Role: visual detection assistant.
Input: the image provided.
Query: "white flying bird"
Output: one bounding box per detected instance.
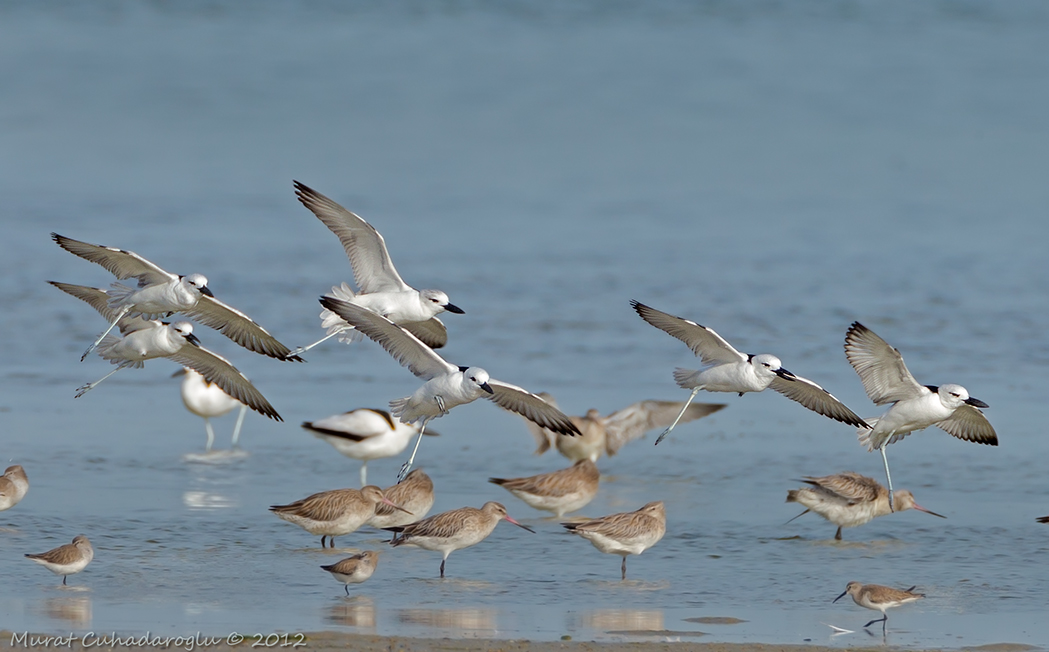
[319,296,580,480]
[50,282,281,421]
[175,367,249,452]
[292,181,464,355]
[631,300,867,443]
[844,321,996,507]
[52,233,301,363]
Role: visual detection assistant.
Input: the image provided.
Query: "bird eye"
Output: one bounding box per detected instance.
[950,392,959,397]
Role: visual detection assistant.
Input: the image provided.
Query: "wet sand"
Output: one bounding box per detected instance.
[9,630,1033,652]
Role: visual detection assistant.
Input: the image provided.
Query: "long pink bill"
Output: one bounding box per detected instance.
[381,497,413,515]
[503,514,536,533]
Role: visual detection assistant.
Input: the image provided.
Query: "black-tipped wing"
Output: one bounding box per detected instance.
[936,405,998,445]
[320,296,454,380]
[631,300,745,366]
[844,322,924,405]
[769,374,869,428]
[169,345,281,421]
[294,181,410,294]
[486,380,581,437]
[49,281,155,334]
[52,233,175,287]
[183,295,301,361]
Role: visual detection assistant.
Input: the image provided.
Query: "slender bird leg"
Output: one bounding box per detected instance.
[62,576,67,586]
[344,585,349,596]
[329,537,336,549]
[654,387,701,445]
[439,558,446,579]
[398,420,430,482]
[863,615,888,632]
[360,462,368,488]
[81,306,132,361]
[321,536,327,548]
[289,326,352,356]
[75,367,124,398]
[204,418,216,453]
[230,405,247,448]
[621,557,627,581]
[835,527,843,541]
[880,446,895,512]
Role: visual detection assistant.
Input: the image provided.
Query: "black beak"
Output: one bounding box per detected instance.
[965,396,989,408]
[199,285,215,298]
[774,367,797,381]
[185,333,202,347]
[832,590,847,603]
[480,382,494,394]
[444,303,465,314]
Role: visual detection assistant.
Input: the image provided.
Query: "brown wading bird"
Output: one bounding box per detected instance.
[833,581,925,634]
[25,535,94,586]
[490,459,600,518]
[386,502,535,578]
[0,465,29,512]
[366,469,436,531]
[563,501,666,581]
[522,393,726,462]
[321,551,380,595]
[270,485,410,548]
[786,472,945,540]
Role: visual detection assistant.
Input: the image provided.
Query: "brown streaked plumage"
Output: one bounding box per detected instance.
[25,535,94,586]
[270,485,409,548]
[0,464,29,511]
[563,501,666,580]
[388,501,534,578]
[786,471,945,540]
[833,581,925,633]
[489,459,599,517]
[367,469,435,530]
[320,550,380,594]
[524,394,727,462]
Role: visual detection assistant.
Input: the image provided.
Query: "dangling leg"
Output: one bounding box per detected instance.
[621,556,627,581]
[879,446,895,511]
[62,576,68,586]
[75,366,124,398]
[360,462,368,488]
[203,418,216,453]
[398,420,430,482]
[230,405,247,449]
[81,306,132,361]
[290,327,352,356]
[655,388,701,445]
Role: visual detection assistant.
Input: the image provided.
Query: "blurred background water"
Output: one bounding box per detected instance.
[2,1,1049,647]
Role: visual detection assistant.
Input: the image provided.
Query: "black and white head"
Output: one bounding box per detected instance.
[461,366,493,394]
[182,273,214,297]
[171,321,201,346]
[420,289,464,315]
[937,383,988,409]
[751,353,795,381]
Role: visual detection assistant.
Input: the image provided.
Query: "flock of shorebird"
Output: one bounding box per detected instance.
[6,180,1026,635]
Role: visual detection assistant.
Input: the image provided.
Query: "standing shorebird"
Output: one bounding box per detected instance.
[176,367,248,452]
[319,297,580,480]
[291,181,464,355]
[833,581,924,634]
[50,282,281,421]
[631,301,867,443]
[562,501,666,580]
[51,233,301,362]
[523,393,727,462]
[0,465,29,512]
[845,322,997,508]
[270,485,410,548]
[387,502,535,578]
[489,459,600,518]
[25,535,94,586]
[786,472,944,540]
[302,408,436,486]
[366,469,435,531]
[320,551,380,595]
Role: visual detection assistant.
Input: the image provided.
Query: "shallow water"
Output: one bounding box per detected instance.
[2,1,1049,648]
